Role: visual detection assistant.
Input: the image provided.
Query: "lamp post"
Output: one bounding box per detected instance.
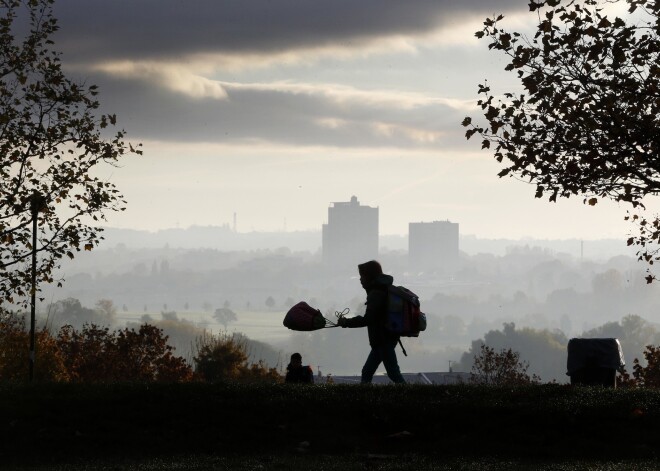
[28,192,44,382]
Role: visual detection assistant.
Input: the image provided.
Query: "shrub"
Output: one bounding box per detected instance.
[193,332,281,383]
[57,323,193,382]
[0,311,68,382]
[470,344,540,386]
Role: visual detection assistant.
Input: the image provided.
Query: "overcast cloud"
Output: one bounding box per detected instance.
[19,0,633,239]
[44,1,528,149]
[54,1,526,63]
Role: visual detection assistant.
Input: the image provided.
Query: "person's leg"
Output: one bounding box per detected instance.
[361,348,382,383]
[382,342,405,384]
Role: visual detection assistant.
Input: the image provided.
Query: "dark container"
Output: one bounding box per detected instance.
[566,338,625,387]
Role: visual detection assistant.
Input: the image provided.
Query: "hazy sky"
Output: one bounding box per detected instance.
[49,1,651,239]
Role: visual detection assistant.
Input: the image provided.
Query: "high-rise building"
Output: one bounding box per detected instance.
[408,220,459,273]
[322,196,378,267]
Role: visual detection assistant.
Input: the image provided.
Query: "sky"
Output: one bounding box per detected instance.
[45,0,653,240]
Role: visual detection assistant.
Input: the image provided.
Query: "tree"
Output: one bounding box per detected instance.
[213,307,237,329]
[458,322,567,382]
[113,324,192,382]
[463,0,660,280]
[284,297,295,309]
[48,297,112,329]
[470,344,540,386]
[0,0,141,305]
[582,314,660,371]
[619,344,660,388]
[95,299,117,325]
[265,296,275,309]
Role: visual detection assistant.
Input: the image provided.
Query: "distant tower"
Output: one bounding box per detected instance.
[408,220,459,273]
[233,212,237,233]
[581,240,584,261]
[322,196,378,267]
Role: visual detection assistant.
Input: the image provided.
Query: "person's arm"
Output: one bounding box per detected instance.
[340,290,387,328]
[341,313,367,328]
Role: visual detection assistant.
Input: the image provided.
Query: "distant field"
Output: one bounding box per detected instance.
[115,309,291,343]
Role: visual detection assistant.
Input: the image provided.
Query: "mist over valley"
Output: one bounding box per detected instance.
[35,225,658,382]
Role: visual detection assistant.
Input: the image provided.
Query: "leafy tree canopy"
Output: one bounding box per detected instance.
[0,0,140,305]
[213,307,237,329]
[470,344,540,386]
[464,0,660,280]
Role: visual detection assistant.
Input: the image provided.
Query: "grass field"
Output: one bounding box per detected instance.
[3,383,660,469]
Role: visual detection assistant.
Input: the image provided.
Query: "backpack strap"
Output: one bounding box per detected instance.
[398,338,407,357]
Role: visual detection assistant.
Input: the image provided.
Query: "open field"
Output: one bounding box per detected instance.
[115,310,292,344]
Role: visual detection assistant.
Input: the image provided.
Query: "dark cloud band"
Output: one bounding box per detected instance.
[53,0,525,62]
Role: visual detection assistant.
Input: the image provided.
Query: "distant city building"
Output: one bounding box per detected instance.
[322,196,378,267]
[408,220,459,273]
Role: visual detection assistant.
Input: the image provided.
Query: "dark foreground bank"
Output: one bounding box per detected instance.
[2,383,660,465]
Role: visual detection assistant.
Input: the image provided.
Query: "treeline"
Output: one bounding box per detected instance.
[0,311,281,383]
[456,315,660,382]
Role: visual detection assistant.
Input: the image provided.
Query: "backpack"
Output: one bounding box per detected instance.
[384,285,427,337]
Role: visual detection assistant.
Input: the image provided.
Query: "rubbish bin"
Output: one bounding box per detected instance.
[566,338,625,387]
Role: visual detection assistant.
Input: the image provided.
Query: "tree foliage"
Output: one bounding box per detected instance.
[47,297,115,330]
[0,0,141,305]
[458,322,567,381]
[213,307,237,329]
[631,345,660,387]
[193,332,281,383]
[0,310,67,381]
[470,344,540,386]
[57,323,193,382]
[464,0,660,279]
[0,310,197,383]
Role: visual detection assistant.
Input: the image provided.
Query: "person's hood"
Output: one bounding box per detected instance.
[366,273,393,290]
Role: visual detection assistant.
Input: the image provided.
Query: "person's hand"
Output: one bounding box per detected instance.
[338,317,348,327]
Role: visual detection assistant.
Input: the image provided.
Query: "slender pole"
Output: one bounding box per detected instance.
[29,193,42,382]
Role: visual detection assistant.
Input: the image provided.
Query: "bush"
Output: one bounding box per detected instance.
[57,323,193,382]
[470,344,540,386]
[0,311,68,382]
[193,332,281,383]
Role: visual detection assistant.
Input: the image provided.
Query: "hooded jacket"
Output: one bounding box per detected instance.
[343,273,399,347]
[285,364,314,383]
